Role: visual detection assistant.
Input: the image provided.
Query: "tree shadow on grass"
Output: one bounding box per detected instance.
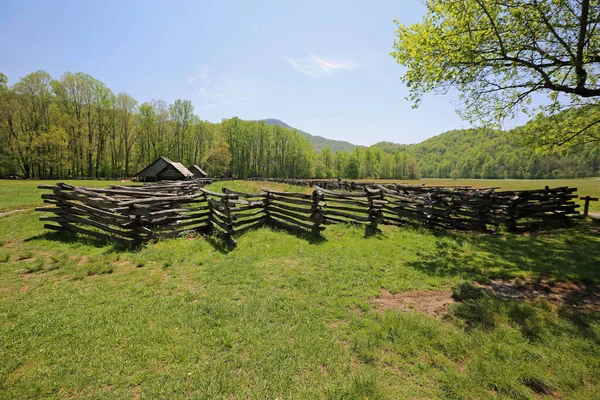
[25,231,142,253]
[452,282,600,346]
[203,234,235,255]
[266,225,327,245]
[406,223,600,283]
[202,223,328,254]
[364,225,387,239]
[557,306,600,345]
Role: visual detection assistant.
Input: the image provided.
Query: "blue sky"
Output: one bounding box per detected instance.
[1,0,473,145]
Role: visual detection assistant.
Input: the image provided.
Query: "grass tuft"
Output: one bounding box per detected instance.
[519,375,557,396]
[85,262,114,277]
[24,258,45,274]
[452,281,486,301]
[17,251,33,260]
[329,369,386,400]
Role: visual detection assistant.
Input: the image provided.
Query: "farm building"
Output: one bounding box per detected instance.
[189,165,208,178]
[135,157,195,182]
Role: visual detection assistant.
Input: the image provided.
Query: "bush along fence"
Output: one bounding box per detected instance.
[36,181,581,247]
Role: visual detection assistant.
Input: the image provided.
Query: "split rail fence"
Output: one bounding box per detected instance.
[37,181,581,247]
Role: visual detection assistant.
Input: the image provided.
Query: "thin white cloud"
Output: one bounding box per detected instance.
[187,65,211,83]
[284,55,357,78]
[187,65,257,107]
[283,57,322,78]
[312,56,355,73]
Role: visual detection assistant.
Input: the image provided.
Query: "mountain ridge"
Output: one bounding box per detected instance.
[259,118,599,179]
[261,118,360,152]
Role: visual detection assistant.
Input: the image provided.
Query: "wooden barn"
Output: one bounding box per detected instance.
[135,157,194,182]
[189,165,208,178]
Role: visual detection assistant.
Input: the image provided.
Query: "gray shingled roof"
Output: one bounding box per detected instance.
[134,157,194,179]
[168,162,194,178]
[189,164,208,177]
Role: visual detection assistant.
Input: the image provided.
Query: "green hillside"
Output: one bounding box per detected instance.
[262,119,359,152]
[407,129,600,179]
[262,118,599,180]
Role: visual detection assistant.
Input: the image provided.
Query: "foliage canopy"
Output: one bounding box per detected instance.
[392,0,600,149]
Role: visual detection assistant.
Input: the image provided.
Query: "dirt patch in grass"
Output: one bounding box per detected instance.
[113,260,133,268]
[6,359,39,385]
[77,256,90,266]
[0,209,29,218]
[374,280,600,317]
[475,279,600,312]
[372,289,456,317]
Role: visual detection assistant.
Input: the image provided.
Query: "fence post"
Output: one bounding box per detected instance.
[221,196,237,247]
[477,191,491,232]
[583,195,599,217]
[366,188,384,235]
[310,189,325,235]
[264,191,272,227]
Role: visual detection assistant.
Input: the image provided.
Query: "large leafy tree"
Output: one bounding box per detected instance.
[391,0,600,149]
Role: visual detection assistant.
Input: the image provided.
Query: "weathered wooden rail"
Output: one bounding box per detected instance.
[36,181,581,247]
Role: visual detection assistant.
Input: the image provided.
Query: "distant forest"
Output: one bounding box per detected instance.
[391,129,600,180]
[0,70,598,180]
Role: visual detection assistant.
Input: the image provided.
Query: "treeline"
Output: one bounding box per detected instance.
[0,70,419,180]
[405,129,600,179]
[2,70,597,181]
[313,146,420,180]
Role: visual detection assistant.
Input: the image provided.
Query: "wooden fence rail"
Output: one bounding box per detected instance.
[36,181,581,247]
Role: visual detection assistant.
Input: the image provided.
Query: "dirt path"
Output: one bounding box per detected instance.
[0,209,29,218]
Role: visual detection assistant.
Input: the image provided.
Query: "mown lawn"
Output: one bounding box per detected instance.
[0,180,599,399]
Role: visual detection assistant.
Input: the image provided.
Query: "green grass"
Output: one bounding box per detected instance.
[0,180,599,398]
[0,180,124,212]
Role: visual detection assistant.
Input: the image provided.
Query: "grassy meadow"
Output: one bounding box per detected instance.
[0,179,599,399]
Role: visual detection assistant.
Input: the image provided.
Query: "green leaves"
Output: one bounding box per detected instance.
[391,0,600,148]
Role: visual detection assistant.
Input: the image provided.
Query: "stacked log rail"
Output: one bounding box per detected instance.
[199,188,268,246]
[36,183,210,245]
[495,186,580,231]
[262,188,326,235]
[248,178,483,192]
[36,183,157,244]
[248,178,377,191]
[37,182,581,246]
[222,188,269,236]
[376,185,498,231]
[312,185,580,232]
[311,186,384,231]
[110,181,204,196]
[130,193,211,239]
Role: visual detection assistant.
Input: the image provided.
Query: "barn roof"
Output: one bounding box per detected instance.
[135,157,194,180]
[134,156,174,178]
[189,164,208,177]
[169,162,194,178]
